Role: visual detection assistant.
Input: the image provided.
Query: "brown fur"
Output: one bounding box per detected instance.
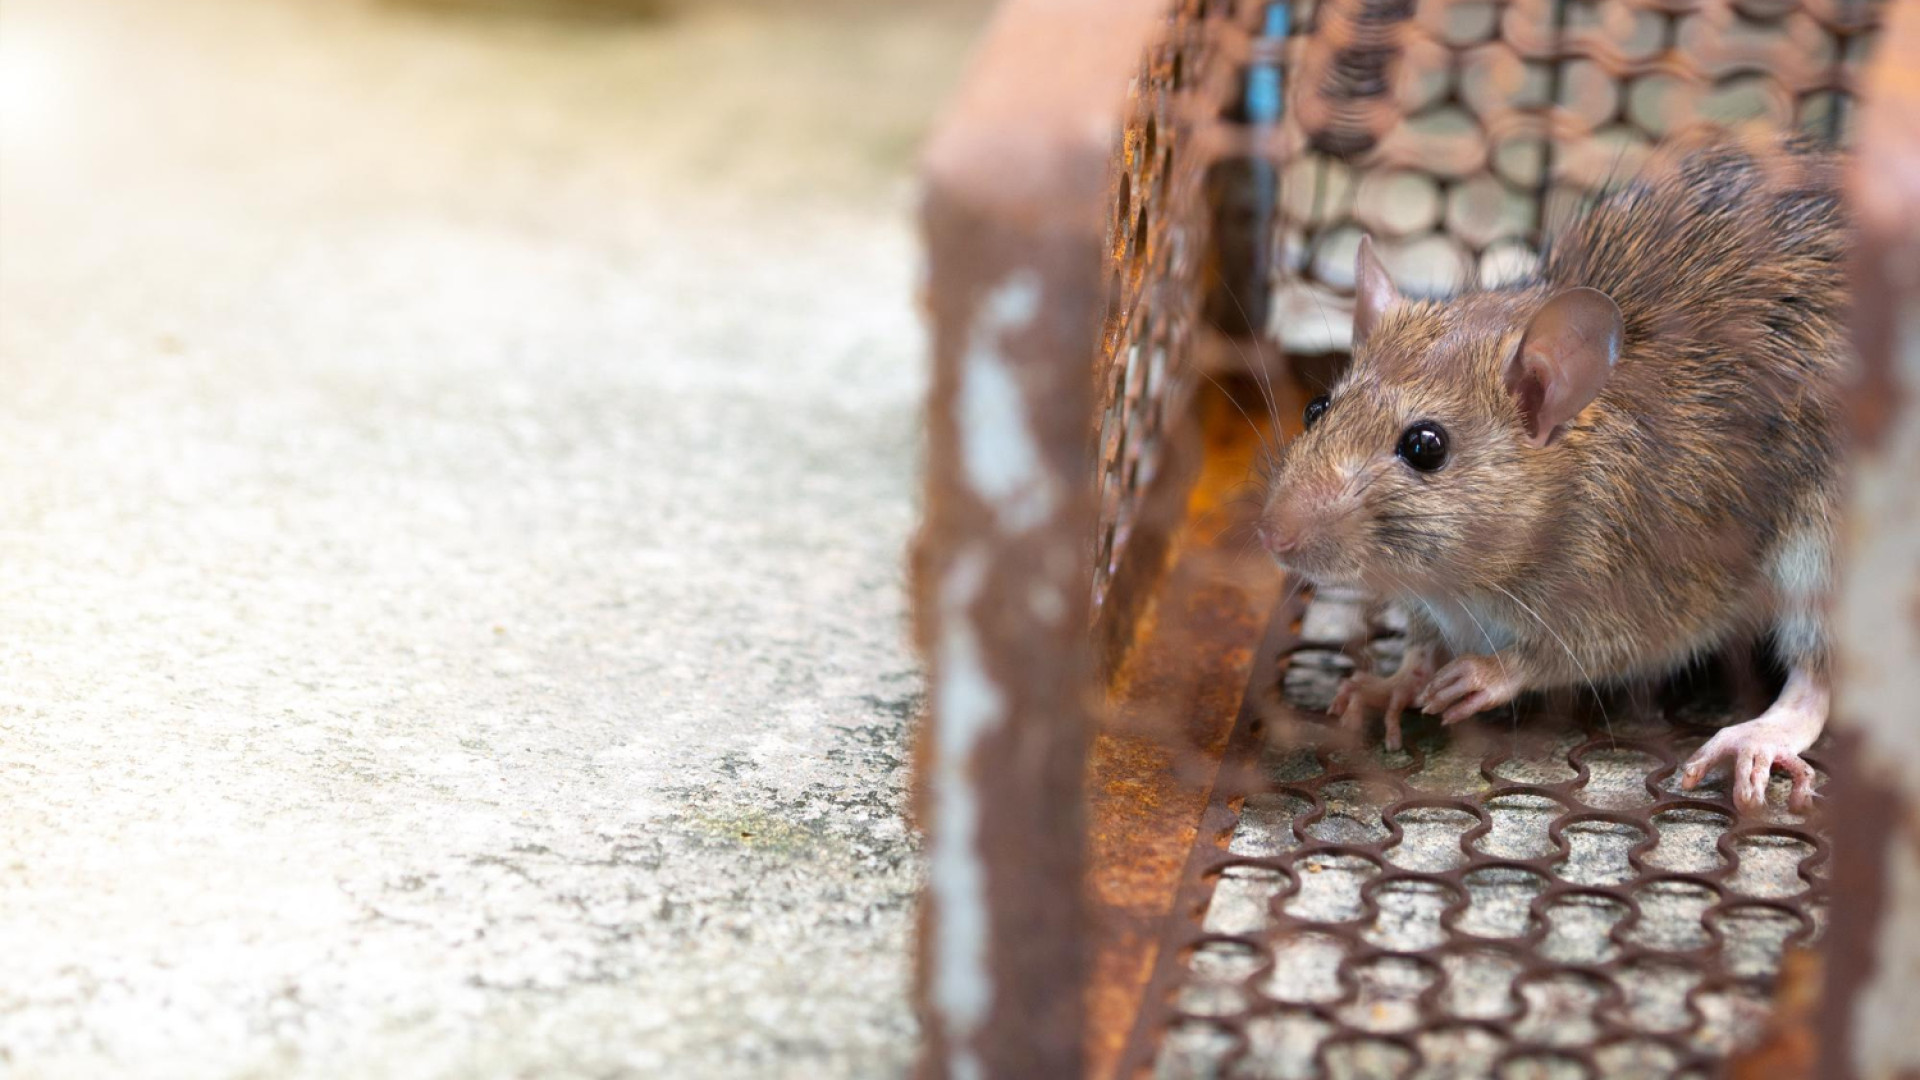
[1263,130,1849,690]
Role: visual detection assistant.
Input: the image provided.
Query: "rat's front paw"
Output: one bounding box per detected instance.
[1329,647,1434,752]
[1415,653,1525,726]
[1679,723,1818,815]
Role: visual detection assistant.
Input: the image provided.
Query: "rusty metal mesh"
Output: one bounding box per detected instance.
[1091,0,1292,629]
[1088,0,1887,623]
[1090,5,1202,625]
[1264,0,1880,357]
[1135,591,1832,1077]
[1093,0,1883,1073]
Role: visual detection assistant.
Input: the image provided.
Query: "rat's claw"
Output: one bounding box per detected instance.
[1380,685,1415,753]
[1329,680,1355,719]
[1412,670,1457,714]
[1337,690,1369,733]
[1329,659,1433,752]
[1329,673,1369,721]
[1417,654,1523,725]
[1417,677,1459,716]
[1678,726,1820,815]
[1678,756,1705,792]
[1441,690,1496,726]
[1736,749,1770,815]
[1782,756,1817,814]
[1332,673,1381,736]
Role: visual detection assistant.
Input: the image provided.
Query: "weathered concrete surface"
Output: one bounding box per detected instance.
[0,0,987,1075]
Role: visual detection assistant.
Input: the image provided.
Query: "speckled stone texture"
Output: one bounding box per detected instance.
[0,1,987,1075]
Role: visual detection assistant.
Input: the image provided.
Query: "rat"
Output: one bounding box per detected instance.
[1257,130,1848,815]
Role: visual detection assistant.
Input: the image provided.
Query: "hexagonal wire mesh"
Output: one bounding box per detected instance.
[1086,0,1885,1075]
[1135,593,1836,1078]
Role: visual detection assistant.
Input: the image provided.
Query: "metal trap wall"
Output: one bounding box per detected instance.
[912,0,1920,1077]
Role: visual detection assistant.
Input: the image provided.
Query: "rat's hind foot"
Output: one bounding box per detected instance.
[1415,653,1526,726]
[1679,667,1828,815]
[1679,725,1818,815]
[1330,645,1434,753]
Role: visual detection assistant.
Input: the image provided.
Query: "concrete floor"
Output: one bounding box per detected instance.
[0,1,988,1075]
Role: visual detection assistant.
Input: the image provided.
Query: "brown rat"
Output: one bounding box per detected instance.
[1258,130,1848,815]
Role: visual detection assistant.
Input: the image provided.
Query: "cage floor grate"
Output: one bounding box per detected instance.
[1139,591,1830,1080]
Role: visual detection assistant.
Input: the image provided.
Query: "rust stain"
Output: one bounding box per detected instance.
[1085,375,1295,1080]
[1729,949,1822,1080]
[1845,0,1919,453]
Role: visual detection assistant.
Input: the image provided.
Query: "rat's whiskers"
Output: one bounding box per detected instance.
[1489,582,1613,741]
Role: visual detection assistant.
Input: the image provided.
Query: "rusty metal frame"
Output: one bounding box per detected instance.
[1819,0,1920,1075]
[912,3,1181,1076]
[913,0,1304,1070]
[913,0,1920,1074]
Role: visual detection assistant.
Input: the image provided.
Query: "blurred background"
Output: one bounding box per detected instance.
[0,0,993,1075]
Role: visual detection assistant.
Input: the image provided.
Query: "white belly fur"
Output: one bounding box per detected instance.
[1411,595,1520,657]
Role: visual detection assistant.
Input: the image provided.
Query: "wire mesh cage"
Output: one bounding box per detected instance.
[912,0,1900,1076]
[1256,0,1877,354]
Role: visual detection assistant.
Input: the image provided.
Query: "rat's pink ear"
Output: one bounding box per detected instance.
[1353,235,1400,348]
[1503,287,1623,448]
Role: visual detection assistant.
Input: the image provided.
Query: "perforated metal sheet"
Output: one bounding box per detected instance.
[1128,591,1832,1078]
[1100,0,1878,1069]
[1090,3,1217,627]
[1260,0,1881,357]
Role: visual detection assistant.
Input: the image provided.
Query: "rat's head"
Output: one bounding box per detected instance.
[1259,237,1623,595]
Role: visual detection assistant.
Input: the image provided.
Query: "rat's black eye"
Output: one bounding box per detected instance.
[1303,394,1330,430]
[1396,421,1448,472]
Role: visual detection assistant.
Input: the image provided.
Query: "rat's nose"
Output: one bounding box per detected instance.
[1259,518,1305,555]
[1262,487,1329,557]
